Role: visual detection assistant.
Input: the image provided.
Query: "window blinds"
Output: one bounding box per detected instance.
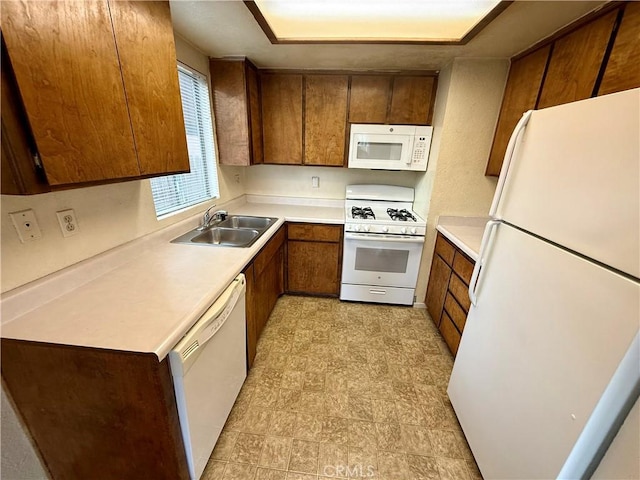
[150,64,219,217]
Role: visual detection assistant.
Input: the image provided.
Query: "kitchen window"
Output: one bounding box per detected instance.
[150,63,219,217]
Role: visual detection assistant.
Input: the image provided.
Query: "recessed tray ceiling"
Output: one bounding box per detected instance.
[246,0,507,44]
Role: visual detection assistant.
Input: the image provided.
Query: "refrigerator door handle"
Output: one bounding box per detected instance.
[489,110,533,217]
[469,220,500,306]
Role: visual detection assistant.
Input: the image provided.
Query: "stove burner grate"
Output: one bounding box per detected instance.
[352,206,375,220]
[387,208,417,222]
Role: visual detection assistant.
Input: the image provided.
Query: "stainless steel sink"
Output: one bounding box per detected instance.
[171,216,277,247]
[192,227,259,246]
[218,216,275,230]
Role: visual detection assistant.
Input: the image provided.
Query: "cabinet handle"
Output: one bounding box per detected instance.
[469,220,500,306]
[489,110,532,217]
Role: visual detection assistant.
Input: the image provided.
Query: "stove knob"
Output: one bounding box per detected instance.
[364,225,370,232]
[382,226,389,233]
[355,225,362,232]
[410,227,417,234]
[400,227,407,234]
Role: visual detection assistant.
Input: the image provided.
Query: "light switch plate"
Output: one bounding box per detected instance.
[9,209,42,243]
[56,209,79,237]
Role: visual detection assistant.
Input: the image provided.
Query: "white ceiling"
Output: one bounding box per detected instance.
[170,0,607,70]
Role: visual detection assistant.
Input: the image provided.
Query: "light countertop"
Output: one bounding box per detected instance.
[436,216,489,261]
[1,196,344,360]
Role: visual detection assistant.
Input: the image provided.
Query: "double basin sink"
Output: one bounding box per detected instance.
[171,216,277,248]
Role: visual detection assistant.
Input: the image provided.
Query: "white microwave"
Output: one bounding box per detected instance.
[347,124,433,171]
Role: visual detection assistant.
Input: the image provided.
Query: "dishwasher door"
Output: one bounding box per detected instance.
[169,274,247,480]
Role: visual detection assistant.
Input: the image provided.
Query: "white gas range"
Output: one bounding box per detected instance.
[340,185,426,306]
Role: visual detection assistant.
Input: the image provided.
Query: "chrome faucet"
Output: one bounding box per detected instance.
[199,205,228,230]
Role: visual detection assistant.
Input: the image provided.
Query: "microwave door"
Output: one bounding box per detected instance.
[351,133,413,168]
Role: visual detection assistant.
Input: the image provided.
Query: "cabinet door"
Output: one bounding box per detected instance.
[538,10,618,109]
[349,76,391,124]
[261,74,303,164]
[485,46,551,177]
[425,253,452,326]
[1,0,140,185]
[598,3,640,96]
[210,60,252,166]
[388,76,436,125]
[109,0,189,176]
[243,263,257,369]
[287,241,341,295]
[247,64,264,164]
[304,75,349,166]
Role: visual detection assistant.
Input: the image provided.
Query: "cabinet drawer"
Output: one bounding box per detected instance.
[444,292,467,332]
[288,223,342,242]
[452,251,474,285]
[435,233,455,265]
[439,310,461,356]
[449,273,471,312]
[254,226,285,277]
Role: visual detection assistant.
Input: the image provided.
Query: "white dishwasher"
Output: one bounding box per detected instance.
[169,274,247,480]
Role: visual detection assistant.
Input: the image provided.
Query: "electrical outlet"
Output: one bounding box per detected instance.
[312,176,320,188]
[234,173,241,184]
[56,209,79,237]
[9,209,42,243]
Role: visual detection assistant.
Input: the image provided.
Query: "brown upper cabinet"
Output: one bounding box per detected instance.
[388,76,437,125]
[348,74,437,125]
[485,46,551,176]
[304,75,349,166]
[1,1,189,193]
[537,10,618,109]
[261,73,304,165]
[210,58,263,166]
[599,2,640,96]
[486,4,637,177]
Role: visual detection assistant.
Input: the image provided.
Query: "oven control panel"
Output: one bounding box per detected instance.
[345,223,426,236]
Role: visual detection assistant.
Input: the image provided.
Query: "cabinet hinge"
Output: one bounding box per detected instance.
[32,152,43,169]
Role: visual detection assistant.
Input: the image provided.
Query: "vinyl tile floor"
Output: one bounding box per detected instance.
[202,295,483,480]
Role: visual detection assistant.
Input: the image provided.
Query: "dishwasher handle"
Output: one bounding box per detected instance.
[172,274,246,373]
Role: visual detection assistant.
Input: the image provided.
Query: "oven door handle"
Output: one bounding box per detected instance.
[344,232,425,243]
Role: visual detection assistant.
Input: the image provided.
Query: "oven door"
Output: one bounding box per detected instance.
[348,133,414,170]
[341,232,424,288]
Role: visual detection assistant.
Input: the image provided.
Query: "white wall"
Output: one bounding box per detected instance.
[245,165,419,199]
[414,58,509,303]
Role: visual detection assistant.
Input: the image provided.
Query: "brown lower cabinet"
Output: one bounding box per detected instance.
[244,225,285,368]
[425,233,475,356]
[1,340,189,479]
[286,223,343,296]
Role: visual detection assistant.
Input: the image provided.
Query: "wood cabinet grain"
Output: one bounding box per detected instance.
[286,223,342,296]
[304,75,349,166]
[261,74,303,164]
[1,0,189,192]
[425,253,451,325]
[439,311,461,355]
[485,46,551,177]
[388,76,437,125]
[247,64,264,164]
[1,0,140,185]
[425,232,476,357]
[109,0,189,176]
[599,2,640,96]
[349,76,392,124]
[1,339,189,479]
[210,58,263,165]
[538,10,618,109]
[244,226,285,367]
[243,263,257,369]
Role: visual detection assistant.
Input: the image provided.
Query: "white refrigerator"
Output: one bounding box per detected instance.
[448,88,640,480]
